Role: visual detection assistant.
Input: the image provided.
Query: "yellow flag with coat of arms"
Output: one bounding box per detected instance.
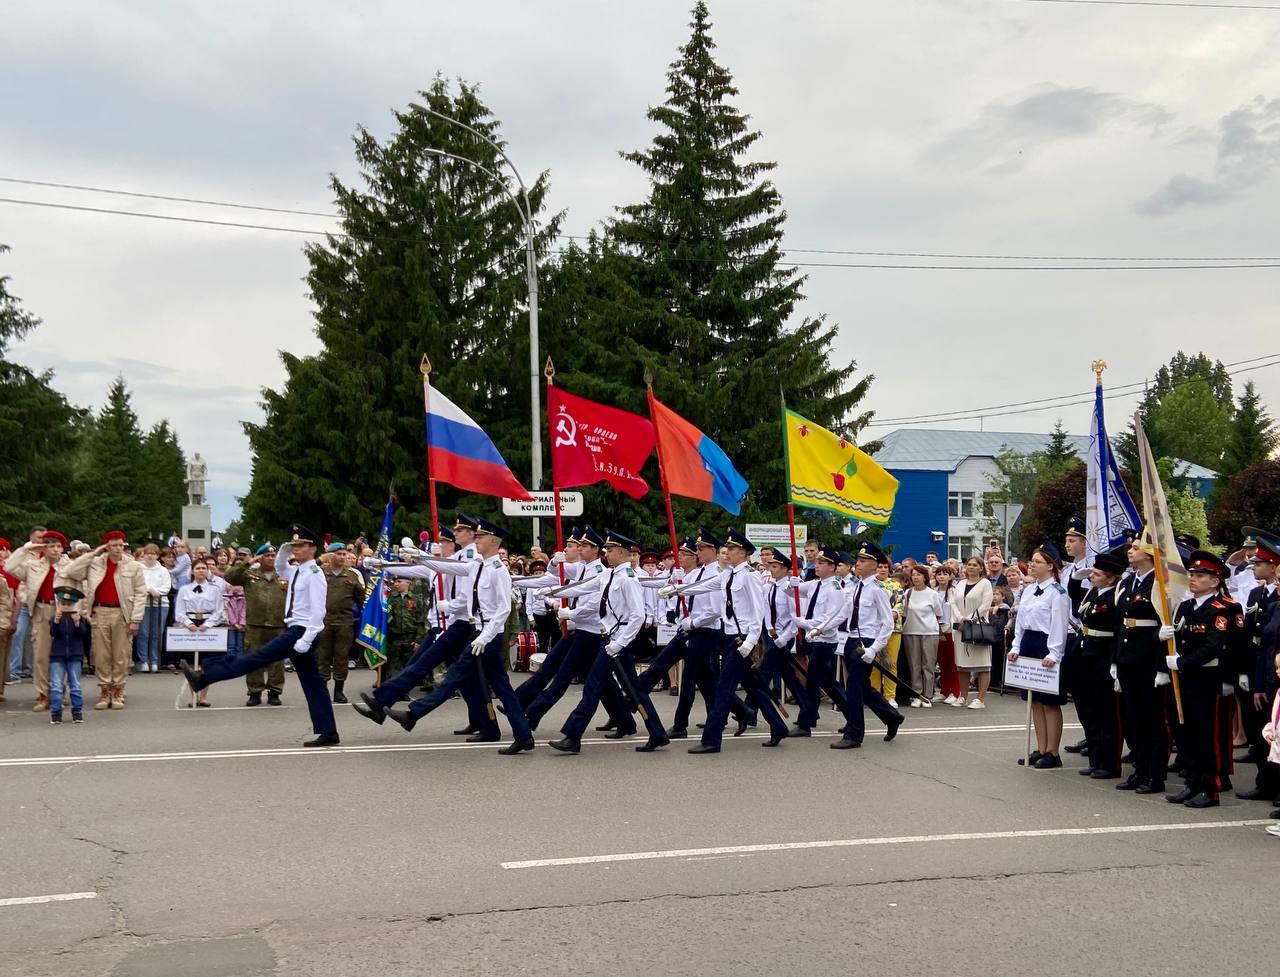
[782,407,898,524]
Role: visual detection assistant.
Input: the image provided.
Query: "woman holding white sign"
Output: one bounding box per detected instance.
[1008,544,1072,769]
[174,559,225,707]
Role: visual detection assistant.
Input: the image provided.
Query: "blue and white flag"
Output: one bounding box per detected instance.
[1086,378,1142,557]
[356,498,395,669]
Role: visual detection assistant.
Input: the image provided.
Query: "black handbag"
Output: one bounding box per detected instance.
[961,615,998,645]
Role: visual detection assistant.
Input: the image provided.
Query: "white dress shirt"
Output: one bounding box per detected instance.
[1011,579,1071,662]
[173,579,226,627]
[546,558,607,631]
[404,553,511,645]
[764,576,797,647]
[783,576,846,638]
[840,573,894,655]
[598,564,644,653]
[675,562,763,650]
[677,562,722,629]
[277,549,327,651]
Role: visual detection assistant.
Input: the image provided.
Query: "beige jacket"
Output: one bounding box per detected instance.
[63,550,148,623]
[4,544,73,612]
[0,574,13,632]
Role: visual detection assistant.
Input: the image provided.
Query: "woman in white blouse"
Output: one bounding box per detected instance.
[1007,545,1072,768]
[901,565,944,707]
[137,544,172,673]
[949,557,994,709]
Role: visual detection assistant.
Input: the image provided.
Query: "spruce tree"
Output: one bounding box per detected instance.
[577,0,872,528]
[77,377,149,538]
[1223,380,1277,475]
[139,420,187,538]
[240,79,558,541]
[1043,419,1077,468]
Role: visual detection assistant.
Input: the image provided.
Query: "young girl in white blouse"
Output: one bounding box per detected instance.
[1008,544,1072,768]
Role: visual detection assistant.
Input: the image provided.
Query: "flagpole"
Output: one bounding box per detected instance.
[421,355,447,630]
[781,400,804,640]
[644,372,680,561]
[546,357,569,639]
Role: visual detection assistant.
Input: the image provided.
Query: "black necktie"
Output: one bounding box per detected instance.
[806,580,822,619]
[194,585,203,593]
[849,581,864,632]
[285,574,297,618]
[689,566,703,611]
[724,570,736,628]
[471,563,485,616]
[601,568,614,619]
[1034,585,1044,596]
[769,583,778,626]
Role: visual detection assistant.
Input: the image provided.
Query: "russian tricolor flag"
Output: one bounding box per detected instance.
[648,391,749,515]
[425,382,533,501]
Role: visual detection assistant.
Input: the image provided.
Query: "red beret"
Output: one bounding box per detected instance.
[101,530,126,543]
[0,537,10,549]
[42,531,68,548]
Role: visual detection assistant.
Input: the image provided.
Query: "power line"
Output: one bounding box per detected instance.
[6,196,1280,272]
[7,175,1280,263]
[1019,0,1280,9]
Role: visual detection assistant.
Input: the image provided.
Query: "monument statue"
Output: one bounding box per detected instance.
[186,453,208,507]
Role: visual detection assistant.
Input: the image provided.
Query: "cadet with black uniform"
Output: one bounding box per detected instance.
[1074,545,1127,779]
[1113,536,1169,794]
[1236,527,1280,804]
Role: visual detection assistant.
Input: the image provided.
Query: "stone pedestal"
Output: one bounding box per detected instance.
[182,504,213,551]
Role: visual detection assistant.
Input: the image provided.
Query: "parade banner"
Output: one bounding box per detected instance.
[1085,363,1141,558]
[356,498,394,669]
[547,385,654,499]
[647,391,749,515]
[1003,656,1062,695]
[782,407,898,524]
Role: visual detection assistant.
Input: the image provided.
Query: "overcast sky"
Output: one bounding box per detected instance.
[2,0,1278,530]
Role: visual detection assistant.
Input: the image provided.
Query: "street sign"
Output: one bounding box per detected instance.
[745,523,808,549]
[502,491,584,518]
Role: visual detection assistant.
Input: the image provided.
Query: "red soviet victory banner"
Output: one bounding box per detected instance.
[547,385,655,499]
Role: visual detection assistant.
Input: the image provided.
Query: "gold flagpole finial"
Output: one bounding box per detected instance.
[544,356,555,380]
[1092,360,1107,385]
[420,355,432,377]
[643,368,654,390]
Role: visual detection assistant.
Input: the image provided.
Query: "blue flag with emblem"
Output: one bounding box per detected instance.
[1085,369,1142,558]
[356,498,394,669]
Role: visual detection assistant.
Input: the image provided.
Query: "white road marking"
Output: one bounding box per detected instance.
[501,819,1274,869]
[0,891,97,908]
[0,721,1081,768]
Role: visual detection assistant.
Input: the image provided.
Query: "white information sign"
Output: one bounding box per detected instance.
[655,623,679,646]
[745,523,808,550]
[1002,655,1062,695]
[502,491,584,518]
[166,627,229,652]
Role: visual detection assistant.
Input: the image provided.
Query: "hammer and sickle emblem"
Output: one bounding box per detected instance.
[554,406,578,448]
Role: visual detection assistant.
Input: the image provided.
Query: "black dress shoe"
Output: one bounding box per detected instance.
[604,728,636,739]
[830,738,862,750]
[1184,792,1219,809]
[1017,750,1044,767]
[1064,739,1088,755]
[1134,781,1166,795]
[788,725,812,738]
[1269,807,1280,819]
[1032,753,1063,769]
[1166,786,1196,804]
[303,733,340,747]
[884,716,904,742]
[666,726,688,739]
[1221,777,1233,793]
[453,725,477,736]
[734,718,755,737]
[355,692,386,725]
[687,743,719,754]
[386,708,418,732]
[246,692,262,707]
[332,690,348,704]
[466,731,501,743]
[179,661,207,691]
[547,737,580,754]
[267,691,282,706]
[595,722,617,732]
[1090,769,1121,780]
[1078,766,1097,776]
[1236,787,1274,801]
[1116,777,1142,790]
[762,732,787,747]
[498,739,536,755]
[635,736,670,753]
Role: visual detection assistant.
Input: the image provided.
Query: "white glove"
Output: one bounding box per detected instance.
[551,551,566,564]
[295,639,311,654]
[1155,672,1171,688]
[1158,624,1176,641]
[605,642,621,658]
[861,648,876,664]
[1114,678,1122,693]
[364,557,387,569]
[1240,675,1251,692]
[1109,664,1118,681]
[400,537,415,550]
[429,542,442,556]
[658,586,677,599]
[557,607,573,621]
[1222,683,1234,696]
[808,626,824,639]
[738,641,754,658]
[470,636,486,656]
[678,617,692,632]
[399,545,422,560]
[1165,655,1179,672]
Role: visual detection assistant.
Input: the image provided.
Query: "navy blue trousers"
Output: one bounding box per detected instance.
[758,635,809,708]
[201,626,336,735]
[373,627,442,705]
[842,641,902,744]
[372,624,492,733]
[701,639,788,747]
[796,641,838,730]
[406,630,530,741]
[525,631,632,732]
[515,630,574,707]
[563,644,665,742]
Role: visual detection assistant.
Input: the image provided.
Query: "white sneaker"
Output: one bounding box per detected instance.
[909,700,921,708]
[930,693,943,702]
[967,698,986,710]
[1265,823,1280,837]
[949,696,967,707]
[920,699,933,708]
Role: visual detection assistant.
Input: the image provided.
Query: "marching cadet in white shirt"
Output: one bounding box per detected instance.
[673,529,789,752]
[507,529,586,711]
[383,518,535,754]
[830,540,904,750]
[780,544,849,735]
[546,529,669,754]
[182,525,339,746]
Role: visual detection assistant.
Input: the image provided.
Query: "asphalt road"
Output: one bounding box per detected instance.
[0,667,1273,977]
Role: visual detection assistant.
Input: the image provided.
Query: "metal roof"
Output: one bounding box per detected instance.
[872,428,1218,479]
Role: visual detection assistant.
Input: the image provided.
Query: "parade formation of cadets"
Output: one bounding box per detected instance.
[181,509,1280,815]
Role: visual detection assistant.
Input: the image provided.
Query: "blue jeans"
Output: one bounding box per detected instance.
[227,629,245,654]
[136,603,166,669]
[9,605,30,679]
[49,659,83,714]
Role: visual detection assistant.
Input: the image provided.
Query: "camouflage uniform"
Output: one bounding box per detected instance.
[386,583,431,676]
[223,561,287,695]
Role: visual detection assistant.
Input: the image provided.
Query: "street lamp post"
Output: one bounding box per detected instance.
[414,104,544,547]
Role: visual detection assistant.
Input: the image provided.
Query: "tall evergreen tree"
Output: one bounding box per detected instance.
[1116,351,1235,472]
[77,378,149,538]
[1223,380,1277,475]
[139,420,187,538]
[560,1,872,530]
[1043,419,1077,467]
[240,79,558,541]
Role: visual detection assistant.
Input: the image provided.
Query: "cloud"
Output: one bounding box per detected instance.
[924,83,1172,174]
[1139,96,1280,216]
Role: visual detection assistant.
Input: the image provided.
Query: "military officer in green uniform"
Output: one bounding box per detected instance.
[315,545,365,704]
[224,543,287,706]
